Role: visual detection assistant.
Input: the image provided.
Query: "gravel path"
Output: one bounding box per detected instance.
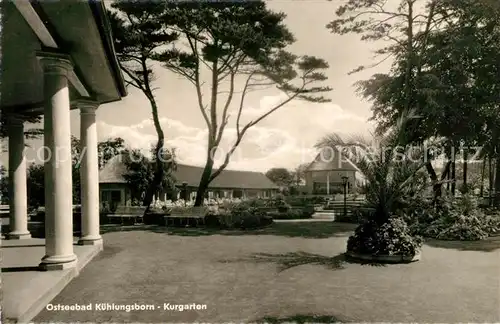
[34,223,500,323]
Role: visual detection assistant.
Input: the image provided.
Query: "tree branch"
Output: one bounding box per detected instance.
[120,63,146,92]
[236,71,255,135]
[215,69,235,145]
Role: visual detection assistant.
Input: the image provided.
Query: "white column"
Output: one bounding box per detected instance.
[326,172,330,195]
[7,118,31,239]
[77,101,102,246]
[38,53,77,270]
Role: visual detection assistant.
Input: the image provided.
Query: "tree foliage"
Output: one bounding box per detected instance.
[155,1,331,205]
[329,0,500,201]
[290,162,309,186]
[0,165,8,205]
[109,0,179,211]
[121,148,177,205]
[0,113,43,140]
[99,137,126,169]
[265,168,294,187]
[27,163,45,208]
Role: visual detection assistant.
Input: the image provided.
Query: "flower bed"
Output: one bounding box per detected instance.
[404,195,500,241]
[205,205,273,229]
[346,218,423,262]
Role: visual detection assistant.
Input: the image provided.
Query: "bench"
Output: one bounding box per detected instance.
[108,206,147,225]
[165,206,208,227]
[0,205,9,218]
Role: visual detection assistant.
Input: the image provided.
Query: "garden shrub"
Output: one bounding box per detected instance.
[347,218,423,257]
[404,194,500,241]
[206,201,273,229]
[301,205,315,218]
[267,196,291,212]
[267,208,304,220]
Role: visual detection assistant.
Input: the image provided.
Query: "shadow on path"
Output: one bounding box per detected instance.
[221,251,386,272]
[2,266,40,272]
[424,235,500,252]
[1,244,46,249]
[254,314,352,323]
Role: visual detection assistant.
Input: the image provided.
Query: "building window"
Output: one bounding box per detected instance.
[233,190,243,198]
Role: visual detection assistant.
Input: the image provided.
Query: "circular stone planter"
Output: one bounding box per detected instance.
[346,251,421,263]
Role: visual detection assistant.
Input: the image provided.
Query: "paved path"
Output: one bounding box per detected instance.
[35,223,500,323]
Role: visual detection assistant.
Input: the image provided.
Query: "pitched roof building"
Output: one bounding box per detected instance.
[99,154,279,206]
[304,147,361,195]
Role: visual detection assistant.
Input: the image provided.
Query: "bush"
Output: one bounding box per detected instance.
[301,205,315,218]
[206,202,273,229]
[268,208,303,220]
[347,218,423,257]
[404,194,500,241]
[266,196,291,212]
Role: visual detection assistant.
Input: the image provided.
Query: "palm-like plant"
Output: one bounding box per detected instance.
[316,110,433,225]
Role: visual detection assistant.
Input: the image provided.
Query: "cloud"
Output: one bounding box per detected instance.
[97,95,373,172]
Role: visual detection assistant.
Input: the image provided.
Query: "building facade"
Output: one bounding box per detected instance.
[304,147,359,195]
[99,155,280,208]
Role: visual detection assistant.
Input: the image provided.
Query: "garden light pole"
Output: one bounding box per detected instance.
[341,176,348,218]
[182,181,188,206]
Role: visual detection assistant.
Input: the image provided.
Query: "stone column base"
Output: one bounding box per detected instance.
[39,254,77,271]
[78,236,103,246]
[6,231,32,240]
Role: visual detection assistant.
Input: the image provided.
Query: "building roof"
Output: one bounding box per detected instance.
[99,154,279,190]
[2,0,126,113]
[306,147,358,172]
[88,0,128,99]
[99,154,129,184]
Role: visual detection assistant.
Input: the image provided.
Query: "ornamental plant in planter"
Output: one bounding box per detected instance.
[346,218,423,262]
[316,110,431,263]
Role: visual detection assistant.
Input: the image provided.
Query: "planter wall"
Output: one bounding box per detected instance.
[346,251,421,263]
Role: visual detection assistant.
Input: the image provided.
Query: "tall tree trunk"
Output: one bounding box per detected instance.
[403,0,414,114]
[194,157,214,207]
[426,160,450,201]
[480,155,486,197]
[489,156,494,205]
[446,165,451,192]
[495,156,500,206]
[451,160,456,195]
[193,60,220,207]
[142,98,165,213]
[462,151,468,193]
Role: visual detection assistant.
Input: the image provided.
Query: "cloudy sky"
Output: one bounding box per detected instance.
[4,1,391,172]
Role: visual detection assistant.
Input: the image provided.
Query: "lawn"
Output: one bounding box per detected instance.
[34,222,500,323]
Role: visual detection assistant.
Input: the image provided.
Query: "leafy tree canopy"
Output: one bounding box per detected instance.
[265,168,294,187]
